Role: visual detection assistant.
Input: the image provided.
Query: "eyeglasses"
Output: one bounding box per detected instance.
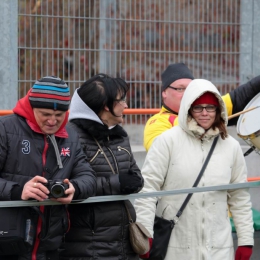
[191,105,217,113]
[115,96,127,105]
[167,86,186,93]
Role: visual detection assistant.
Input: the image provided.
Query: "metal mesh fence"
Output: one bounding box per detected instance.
[18,0,242,124]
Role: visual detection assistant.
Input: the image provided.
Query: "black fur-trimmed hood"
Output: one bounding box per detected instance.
[70,118,127,140]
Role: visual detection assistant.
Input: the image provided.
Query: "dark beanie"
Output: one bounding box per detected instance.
[161,63,194,91]
[29,76,70,111]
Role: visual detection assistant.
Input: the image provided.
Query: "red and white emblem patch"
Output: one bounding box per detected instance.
[60,147,70,157]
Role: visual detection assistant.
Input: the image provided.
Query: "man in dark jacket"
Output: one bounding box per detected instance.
[0,76,97,260]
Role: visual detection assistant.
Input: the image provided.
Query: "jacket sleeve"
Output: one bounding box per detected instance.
[0,121,20,201]
[227,142,254,246]
[135,134,171,236]
[96,175,120,195]
[228,75,260,125]
[95,143,144,196]
[144,111,178,151]
[128,145,144,193]
[69,141,97,200]
[0,178,19,201]
[96,171,143,196]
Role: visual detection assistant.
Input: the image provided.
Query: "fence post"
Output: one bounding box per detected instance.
[99,0,117,76]
[0,0,18,109]
[251,0,260,76]
[240,0,260,83]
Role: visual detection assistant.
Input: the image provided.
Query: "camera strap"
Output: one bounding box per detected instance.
[31,206,47,240]
[174,136,219,221]
[48,134,63,169]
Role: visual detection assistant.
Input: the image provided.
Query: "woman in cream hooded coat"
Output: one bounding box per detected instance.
[135,79,254,260]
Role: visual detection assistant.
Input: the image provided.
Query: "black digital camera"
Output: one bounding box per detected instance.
[43,180,69,198]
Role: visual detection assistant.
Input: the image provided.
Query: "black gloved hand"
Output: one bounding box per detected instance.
[119,169,143,194]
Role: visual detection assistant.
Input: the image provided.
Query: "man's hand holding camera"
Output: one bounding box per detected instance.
[55,178,75,204]
[22,176,75,204]
[22,176,49,201]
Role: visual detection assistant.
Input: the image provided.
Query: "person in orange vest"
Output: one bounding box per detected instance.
[144,63,260,151]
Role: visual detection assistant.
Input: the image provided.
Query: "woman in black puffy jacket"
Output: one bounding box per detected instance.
[59,74,144,260]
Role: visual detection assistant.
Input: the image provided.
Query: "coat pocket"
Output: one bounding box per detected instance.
[38,205,69,252]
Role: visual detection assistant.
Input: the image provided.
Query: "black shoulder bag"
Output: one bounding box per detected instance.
[0,206,43,255]
[147,136,219,260]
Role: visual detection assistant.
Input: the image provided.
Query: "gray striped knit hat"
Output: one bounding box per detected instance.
[29,76,70,111]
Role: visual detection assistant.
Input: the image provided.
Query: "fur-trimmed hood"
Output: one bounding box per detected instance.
[178,79,227,140]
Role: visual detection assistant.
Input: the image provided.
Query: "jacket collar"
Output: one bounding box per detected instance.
[162,104,178,115]
[71,118,127,140]
[187,116,220,141]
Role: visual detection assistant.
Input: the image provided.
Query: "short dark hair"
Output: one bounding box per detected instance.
[77,73,129,117]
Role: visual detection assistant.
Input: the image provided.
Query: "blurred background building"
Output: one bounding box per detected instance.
[0,0,259,120]
[14,0,260,118]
